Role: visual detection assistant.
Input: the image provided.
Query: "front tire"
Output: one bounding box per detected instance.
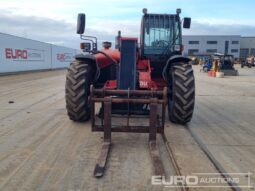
[65,60,92,122]
[168,63,195,124]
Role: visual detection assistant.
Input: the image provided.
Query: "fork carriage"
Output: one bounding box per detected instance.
[90,86,167,177]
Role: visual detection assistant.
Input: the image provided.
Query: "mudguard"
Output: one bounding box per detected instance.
[162,55,191,82]
[75,53,96,65]
[75,53,100,81]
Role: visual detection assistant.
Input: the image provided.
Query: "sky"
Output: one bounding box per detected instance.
[0,0,255,49]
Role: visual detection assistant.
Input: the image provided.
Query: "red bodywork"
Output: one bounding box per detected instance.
[95,48,120,68]
[246,56,254,65]
[94,39,166,90]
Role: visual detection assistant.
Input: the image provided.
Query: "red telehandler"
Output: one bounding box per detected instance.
[65,8,195,177]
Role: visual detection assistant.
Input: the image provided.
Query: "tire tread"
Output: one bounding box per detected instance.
[65,60,91,122]
[168,63,195,124]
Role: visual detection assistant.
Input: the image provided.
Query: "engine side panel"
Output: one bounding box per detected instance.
[95,49,120,68]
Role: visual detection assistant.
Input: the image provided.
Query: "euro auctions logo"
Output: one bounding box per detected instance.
[151,173,253,188]
[4,48,45,61]
[57,53,73,62]
[5,48,28,60]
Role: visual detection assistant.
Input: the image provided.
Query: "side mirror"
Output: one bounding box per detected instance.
[183,17,191,29]
[77,13,86,34]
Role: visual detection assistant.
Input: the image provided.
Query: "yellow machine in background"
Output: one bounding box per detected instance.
[211,58,219,72]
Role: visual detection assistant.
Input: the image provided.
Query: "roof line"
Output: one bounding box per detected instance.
[183,35,241,37]
[0,32,76,50]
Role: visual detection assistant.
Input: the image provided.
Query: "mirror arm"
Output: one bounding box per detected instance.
[82,38,94,44]
[82,39,94,52]
[80,34,97,41]
[80,34,98,51]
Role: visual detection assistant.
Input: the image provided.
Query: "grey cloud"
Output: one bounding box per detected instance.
[0,10,114,49]
[1,10,255,50]
[184,21,255,36]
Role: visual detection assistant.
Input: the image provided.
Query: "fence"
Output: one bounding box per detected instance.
[0,33,78,73]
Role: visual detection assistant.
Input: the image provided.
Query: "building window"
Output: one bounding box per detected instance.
[240,48,249,59]
[232,41,239,44]
[188,49,199,55]
[225,41,229,54]
[207,41,217,44]
[188,41,199,44]
[231,49,238,53]
[206,49,217,53]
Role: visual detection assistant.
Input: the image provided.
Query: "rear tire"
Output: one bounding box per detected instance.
[65,60,92,122]
[168,62,195,124]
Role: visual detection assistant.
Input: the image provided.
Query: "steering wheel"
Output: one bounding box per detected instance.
[157,40,169,47]
[152,40,169,47]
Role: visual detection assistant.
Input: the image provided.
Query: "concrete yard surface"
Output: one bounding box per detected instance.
[0,65,254,191]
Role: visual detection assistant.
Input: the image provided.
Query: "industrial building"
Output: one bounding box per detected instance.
[240,37,255,59]
[183,35,255,59]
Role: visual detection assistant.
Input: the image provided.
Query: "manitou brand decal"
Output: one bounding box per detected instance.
[57,53,73,62]
[5,48,45,61]
[5,48,28,59]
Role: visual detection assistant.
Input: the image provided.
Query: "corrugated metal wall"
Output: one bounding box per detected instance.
[0,33,77,73]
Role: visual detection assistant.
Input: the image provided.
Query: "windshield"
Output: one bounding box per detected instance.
[143,15,180,55]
